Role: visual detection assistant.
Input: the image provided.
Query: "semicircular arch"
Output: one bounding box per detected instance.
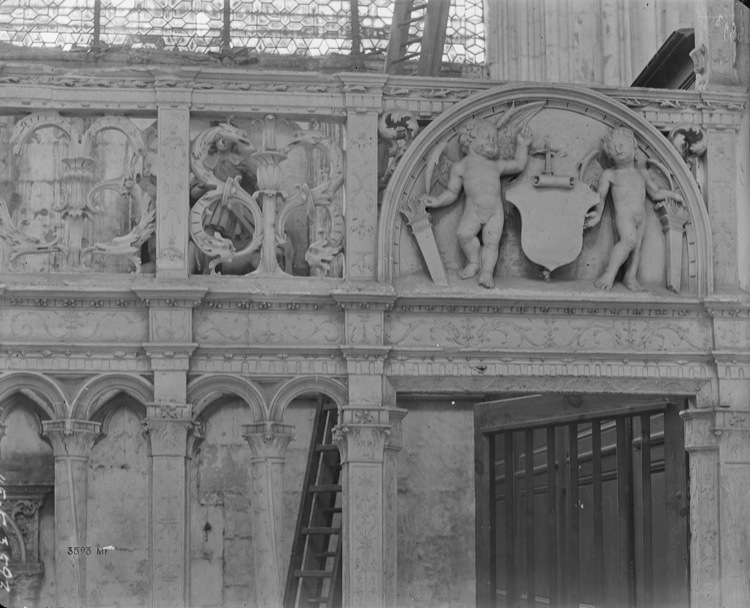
[71,373,154,421]
[187,374,266,422]
[268,376,348,422]
[0,372,67,420]
[378,83,712,295]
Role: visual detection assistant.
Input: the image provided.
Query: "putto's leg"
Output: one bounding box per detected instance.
[456,210,482,279]
[477,212,504,289]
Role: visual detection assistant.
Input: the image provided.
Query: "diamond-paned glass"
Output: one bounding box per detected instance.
[0,0,484,64]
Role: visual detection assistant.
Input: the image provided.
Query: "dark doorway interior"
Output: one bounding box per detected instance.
[475,394,689,608]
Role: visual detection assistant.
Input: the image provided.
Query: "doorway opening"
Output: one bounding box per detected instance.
[475,394,689,608]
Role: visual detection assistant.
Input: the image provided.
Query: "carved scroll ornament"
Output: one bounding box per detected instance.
[189,116,345,276]
[1,113,154,272]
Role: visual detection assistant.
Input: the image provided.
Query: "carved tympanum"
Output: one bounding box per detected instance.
[0,113,155,273]
[189,116,344,277]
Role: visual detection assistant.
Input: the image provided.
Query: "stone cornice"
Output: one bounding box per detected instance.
[0,287,143,309]
[0,61,744,128]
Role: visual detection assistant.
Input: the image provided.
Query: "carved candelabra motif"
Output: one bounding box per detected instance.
[0,113,154,272]
[189,115,344,276]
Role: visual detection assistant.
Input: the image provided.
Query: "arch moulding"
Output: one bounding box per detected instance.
[71,373,154,421]
[268,376,349,422]
[187,374,267,422]
[0,372,67,420]
[378,83,712,295]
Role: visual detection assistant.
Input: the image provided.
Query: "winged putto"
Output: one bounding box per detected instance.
[420,102,543,288]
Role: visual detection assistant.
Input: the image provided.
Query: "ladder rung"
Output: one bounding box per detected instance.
[315,444,340,452]
[302,527,340,535]
[294,569,333,578]
[411,2,428,10]
[406,37,422,46]
[307,599,331,604]
[315,551,339,558]
[322,507,342,513]
[309,484,341,493]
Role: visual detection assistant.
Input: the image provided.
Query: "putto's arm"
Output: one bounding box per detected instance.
[501,126,533,175]
[421,162,463,209]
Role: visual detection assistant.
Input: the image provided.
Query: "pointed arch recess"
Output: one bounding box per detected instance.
[268,376,348,422]
[0,372,67,420]
[378,83,712,295]
[187,374,266,422]
[71,373,154,421]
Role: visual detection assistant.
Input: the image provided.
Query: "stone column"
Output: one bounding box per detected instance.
[42,419,101,608]
[338,74,386,281]
[142,402,202,608]
[154,88,192,279]
[714,409,750,607]
[242,421,295,608]
[333,405,405,608]
[682,409,721,607]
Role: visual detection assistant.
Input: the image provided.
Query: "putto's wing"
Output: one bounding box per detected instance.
[643,156,674,195]
[578,149,605,191]
[424,139,452,196]
[495,101,545,159]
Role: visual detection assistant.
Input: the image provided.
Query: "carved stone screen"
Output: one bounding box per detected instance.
[0,0,484,64]
[0,114,157,274]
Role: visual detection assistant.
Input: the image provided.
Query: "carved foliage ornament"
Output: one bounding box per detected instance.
[189,115,344,276]
[1,113,155,272]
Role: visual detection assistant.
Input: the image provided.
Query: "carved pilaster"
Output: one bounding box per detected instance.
[155,99,191,278]
[681,409,720,607]
[142,402,200,608]
[42,419,100,608]
[340,75,385,281]
[243,422,295,608]
[706,127,738,287]
[333,406,404,608]
[692,0,740,90]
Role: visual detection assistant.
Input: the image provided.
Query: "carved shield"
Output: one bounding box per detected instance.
[506,176,600,273]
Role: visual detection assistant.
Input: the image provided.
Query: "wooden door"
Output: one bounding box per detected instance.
[475,394,689,608]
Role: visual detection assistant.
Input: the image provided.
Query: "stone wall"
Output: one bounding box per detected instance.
[86,404,149,608]
[397,399,476,607]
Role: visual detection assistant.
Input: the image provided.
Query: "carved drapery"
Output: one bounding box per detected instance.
[42,419,100,608]
[243,422,295,608]
[141,402,202,608]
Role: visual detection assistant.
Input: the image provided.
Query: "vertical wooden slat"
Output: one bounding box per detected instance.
[568,423,580,607]
[505,432,516,608]
[616,417,635,607]
[592,419,604,607]
[525,429,535,607]
[663,404,689,607]
[546,426,558,607]
[641,415,653,608]
[474,422,495,607]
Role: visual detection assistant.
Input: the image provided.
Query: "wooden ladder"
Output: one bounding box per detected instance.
[384,0,451,76]
[284,397,343,608]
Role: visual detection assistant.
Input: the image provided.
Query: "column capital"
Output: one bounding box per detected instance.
[333,406,406,463]
[42,419,101,458]
[337,73,387,113]
[681,409,720,452]
[142,402,200,456]
[242,422,296,460]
